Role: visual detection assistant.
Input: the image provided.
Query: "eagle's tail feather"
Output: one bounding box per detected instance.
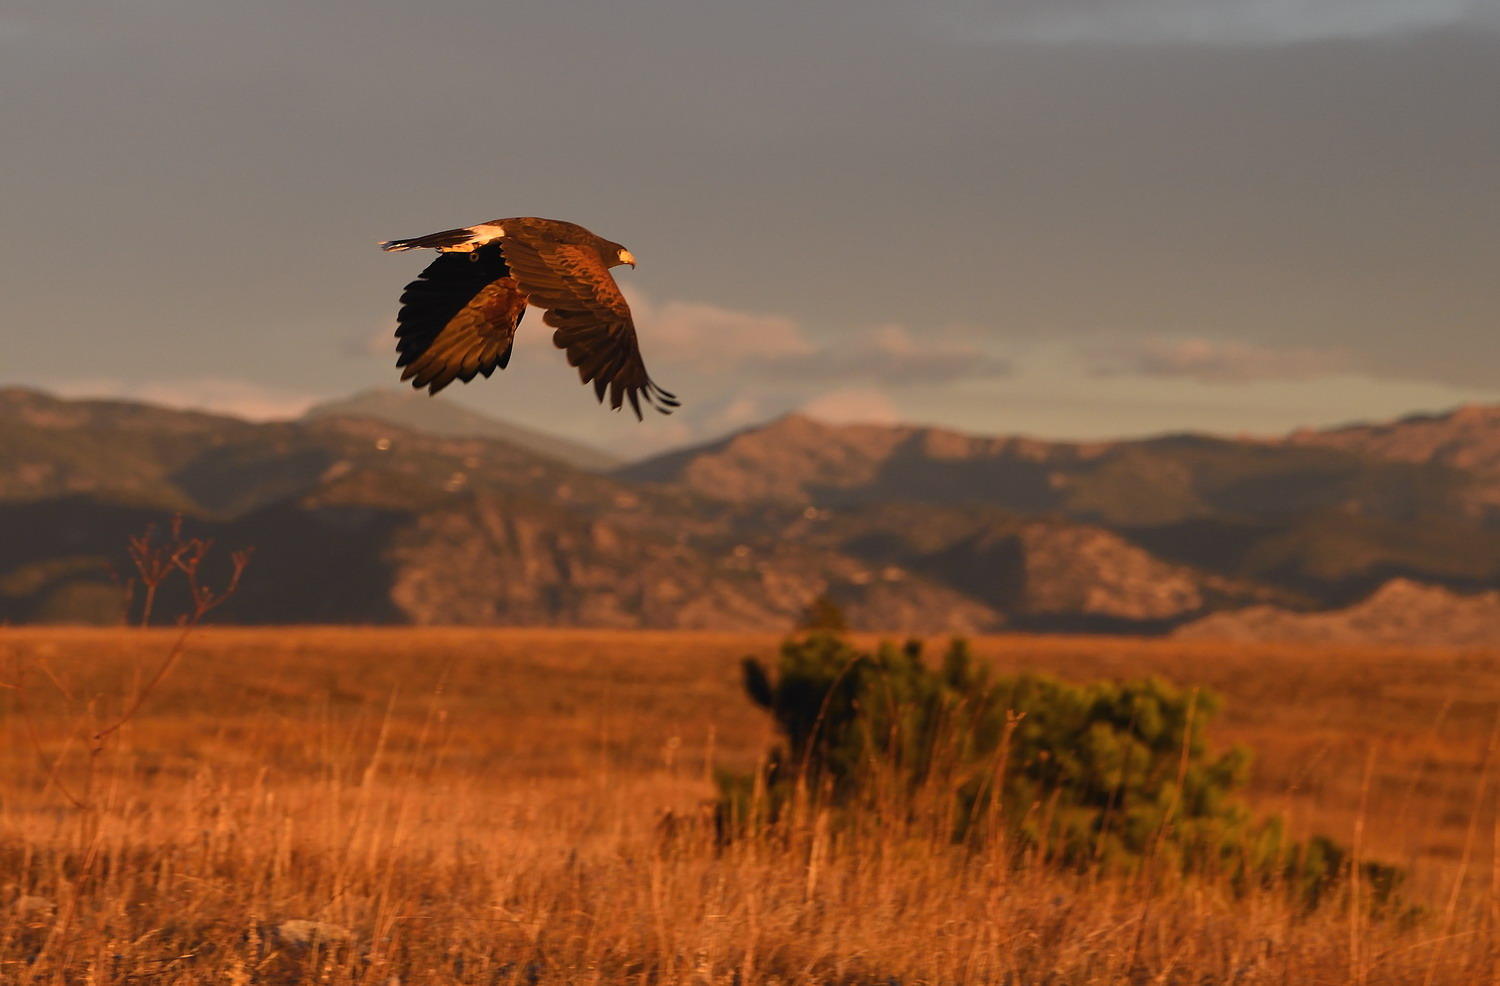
[380,228,479,252]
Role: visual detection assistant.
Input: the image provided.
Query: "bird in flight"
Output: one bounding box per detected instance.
[380,217,678,419]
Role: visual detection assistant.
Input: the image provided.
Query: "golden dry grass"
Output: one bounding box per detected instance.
[2,627,1500,984]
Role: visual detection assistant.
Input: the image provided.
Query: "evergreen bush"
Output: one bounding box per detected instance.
[720,627,1405,909]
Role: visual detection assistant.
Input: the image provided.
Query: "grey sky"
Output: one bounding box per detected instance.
[2,0,1497,455]
[939,0,1498,45]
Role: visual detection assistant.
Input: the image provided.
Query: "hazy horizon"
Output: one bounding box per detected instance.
[13,379,1492,461]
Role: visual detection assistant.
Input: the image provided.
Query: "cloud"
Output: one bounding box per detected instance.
[1088,336,1354,382]
[702,394,771,432]
[786,323,1012,386]
[47,377,319,421]
[347,321,398,358]
[940,0,1489,46]
[798,387,902,425]
[625,289,813,363]
[626,289,1010,387]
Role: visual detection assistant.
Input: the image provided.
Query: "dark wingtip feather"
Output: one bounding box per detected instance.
[648,382,680,414]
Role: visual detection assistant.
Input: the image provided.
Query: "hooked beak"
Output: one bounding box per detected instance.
[619,249,637,268]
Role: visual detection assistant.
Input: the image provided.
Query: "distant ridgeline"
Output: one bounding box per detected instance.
[3,386,1500,637]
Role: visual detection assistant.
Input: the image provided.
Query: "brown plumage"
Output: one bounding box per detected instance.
[380,217,678,419]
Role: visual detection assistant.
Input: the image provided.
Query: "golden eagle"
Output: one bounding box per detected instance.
[380,217,678,419]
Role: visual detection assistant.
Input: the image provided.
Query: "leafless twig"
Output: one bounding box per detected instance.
[94,530,251,743]
[11,517,251,809]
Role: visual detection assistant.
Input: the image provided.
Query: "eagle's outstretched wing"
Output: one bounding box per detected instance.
[392,243,526,395]
[499,234,678,419]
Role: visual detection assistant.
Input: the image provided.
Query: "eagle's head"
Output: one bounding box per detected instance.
[602,241,636,269]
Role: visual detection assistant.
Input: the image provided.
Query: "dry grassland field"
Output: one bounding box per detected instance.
[4,627,1500,984]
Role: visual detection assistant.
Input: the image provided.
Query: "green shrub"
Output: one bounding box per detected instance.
[720,629,1405,909]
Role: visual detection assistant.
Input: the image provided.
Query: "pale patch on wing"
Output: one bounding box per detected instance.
[438,223,507,253]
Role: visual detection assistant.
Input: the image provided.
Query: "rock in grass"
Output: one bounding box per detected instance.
[14,895,55,921]
[273,919,355,947]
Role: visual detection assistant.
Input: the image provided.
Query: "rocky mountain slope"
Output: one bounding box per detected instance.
[1175,578,1500,648]
[1286,404,1500,509]
[303,388,620,471]
[620,413,1497,524]
[620,411,1500,604]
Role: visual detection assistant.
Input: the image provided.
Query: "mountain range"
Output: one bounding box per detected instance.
[4,385,1499,635]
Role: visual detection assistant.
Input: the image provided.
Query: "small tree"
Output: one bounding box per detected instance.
[796,594,848,633]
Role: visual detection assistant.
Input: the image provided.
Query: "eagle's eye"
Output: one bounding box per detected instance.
[617,248,636,267]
